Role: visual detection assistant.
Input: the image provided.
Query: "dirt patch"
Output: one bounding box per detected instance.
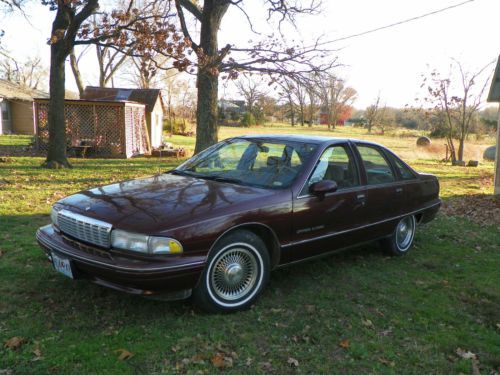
[0,145,43,157]
[441,194,500,228]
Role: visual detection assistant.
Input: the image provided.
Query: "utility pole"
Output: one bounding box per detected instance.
[486,56,500,195]
[495,108,500,194]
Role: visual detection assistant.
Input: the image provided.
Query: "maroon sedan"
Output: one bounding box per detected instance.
[37,135,440,312]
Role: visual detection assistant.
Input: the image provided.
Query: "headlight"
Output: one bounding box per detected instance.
[111,229,183,255]
[50,204,63,228]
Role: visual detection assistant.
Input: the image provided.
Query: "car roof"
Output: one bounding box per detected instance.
[235,134,385,148]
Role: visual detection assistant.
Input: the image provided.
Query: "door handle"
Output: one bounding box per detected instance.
[356,193,366,205]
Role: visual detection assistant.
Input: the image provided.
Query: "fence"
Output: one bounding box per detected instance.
[34,100,150,158]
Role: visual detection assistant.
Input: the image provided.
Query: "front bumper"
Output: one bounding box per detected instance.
[36,225,206,299]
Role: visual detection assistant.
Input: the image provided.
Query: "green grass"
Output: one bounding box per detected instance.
[0,126,498,374]
[0,135,32,147]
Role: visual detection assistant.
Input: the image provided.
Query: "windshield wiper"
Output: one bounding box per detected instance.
[171,170,242,184]
[212,176,242,184]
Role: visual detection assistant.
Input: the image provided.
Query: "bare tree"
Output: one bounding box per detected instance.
[278,77,297,126]
[174,0,335,153]
[235,75,266,118]
[305,78,319,126]
[365,93,381,134]
[0,54,48,90]
[292,79,307,126]
[315,72,357,129]
[420,60,493,163]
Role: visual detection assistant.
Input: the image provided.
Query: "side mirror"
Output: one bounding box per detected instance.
[310,180,338,196]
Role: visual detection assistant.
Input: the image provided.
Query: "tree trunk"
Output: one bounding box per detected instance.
[457,138,465,162]
[42,44,71,169]
[193,0,229,154]
[195,70,219,153]
[69,49,84,97]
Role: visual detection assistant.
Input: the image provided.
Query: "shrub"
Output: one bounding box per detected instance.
[164,118,187,135]
[240,112,256,127]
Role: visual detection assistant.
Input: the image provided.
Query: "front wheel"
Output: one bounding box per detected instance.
[192,230,270,313]
[380,215,416,256]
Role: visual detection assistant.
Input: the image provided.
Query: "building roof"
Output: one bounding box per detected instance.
[0,79,49,101]
[82,86,162,112]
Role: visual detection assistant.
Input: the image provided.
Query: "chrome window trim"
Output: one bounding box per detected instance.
[296,142,361,199]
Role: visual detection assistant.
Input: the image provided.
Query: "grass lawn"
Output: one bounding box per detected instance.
[0,126,498,374]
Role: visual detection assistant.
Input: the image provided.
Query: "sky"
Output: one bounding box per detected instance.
[0,0,498,109]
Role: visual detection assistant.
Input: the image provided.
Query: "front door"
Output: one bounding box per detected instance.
[283,143,366,263]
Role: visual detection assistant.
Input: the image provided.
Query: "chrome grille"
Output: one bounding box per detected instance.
[57,209,112,248]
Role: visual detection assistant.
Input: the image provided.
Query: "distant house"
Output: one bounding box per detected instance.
[81,86,165,148]
[219,99,245,113]
[0,79,49,135]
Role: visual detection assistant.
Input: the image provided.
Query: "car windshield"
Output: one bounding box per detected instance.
[174,138,318,189]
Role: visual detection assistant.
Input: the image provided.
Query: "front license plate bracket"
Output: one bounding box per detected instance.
[52,252,74,279]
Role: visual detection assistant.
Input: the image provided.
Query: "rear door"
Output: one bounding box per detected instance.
[354,143,402,238]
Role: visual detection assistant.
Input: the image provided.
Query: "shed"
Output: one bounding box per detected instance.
[81,86,164,148]
[0,79,49,135]
[34,99,150,158]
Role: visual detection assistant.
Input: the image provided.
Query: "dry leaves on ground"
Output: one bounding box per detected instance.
[4,337,25,350]
[338,339,350,349]
[287,357,299,367]
[441,195,500,228]
[115,349,134,361]
[211,353,233,368]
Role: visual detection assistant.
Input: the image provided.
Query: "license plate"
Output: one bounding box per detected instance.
[52,252,74,279]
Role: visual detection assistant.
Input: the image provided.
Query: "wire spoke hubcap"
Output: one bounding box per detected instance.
[211,248,258,301]
[396,216,414,250]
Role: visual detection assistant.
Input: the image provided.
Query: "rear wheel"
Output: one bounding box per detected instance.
[380,215,416,256]
[192,230,270,313]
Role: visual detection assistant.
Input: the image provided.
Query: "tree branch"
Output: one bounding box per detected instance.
[178,0,202,20]
[174,0,199,50]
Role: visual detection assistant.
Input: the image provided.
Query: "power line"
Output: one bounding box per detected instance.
[312,0,476,49]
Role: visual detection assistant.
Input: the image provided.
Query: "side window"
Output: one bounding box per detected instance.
[393,157,416,180]
[308,145,359,189]
[357,145,396,185]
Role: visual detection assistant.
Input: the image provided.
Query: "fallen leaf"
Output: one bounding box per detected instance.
[259,361,273,371]
[362,319,374,328]
[4,337,25,350]
[456,348,476,360]
[245,357,253,366]
[338,339,350,349]
[305,304,316,312]
[471,360,481,375]
[211,353,233,368]
[378,357,395,367]
[191,354,205,365]
[33,348,42,358]
[378,329,393,337]
[287,357,299,367]
[115,349,134,361]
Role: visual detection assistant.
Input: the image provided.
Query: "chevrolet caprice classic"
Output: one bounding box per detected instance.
[37,135,441,312]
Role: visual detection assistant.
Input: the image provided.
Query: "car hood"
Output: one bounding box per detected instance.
[59,173,277,234]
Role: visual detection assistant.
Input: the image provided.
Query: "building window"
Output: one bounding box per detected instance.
[1,101,10,120]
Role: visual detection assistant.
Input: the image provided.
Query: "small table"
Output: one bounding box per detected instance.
[72,145,93,158]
